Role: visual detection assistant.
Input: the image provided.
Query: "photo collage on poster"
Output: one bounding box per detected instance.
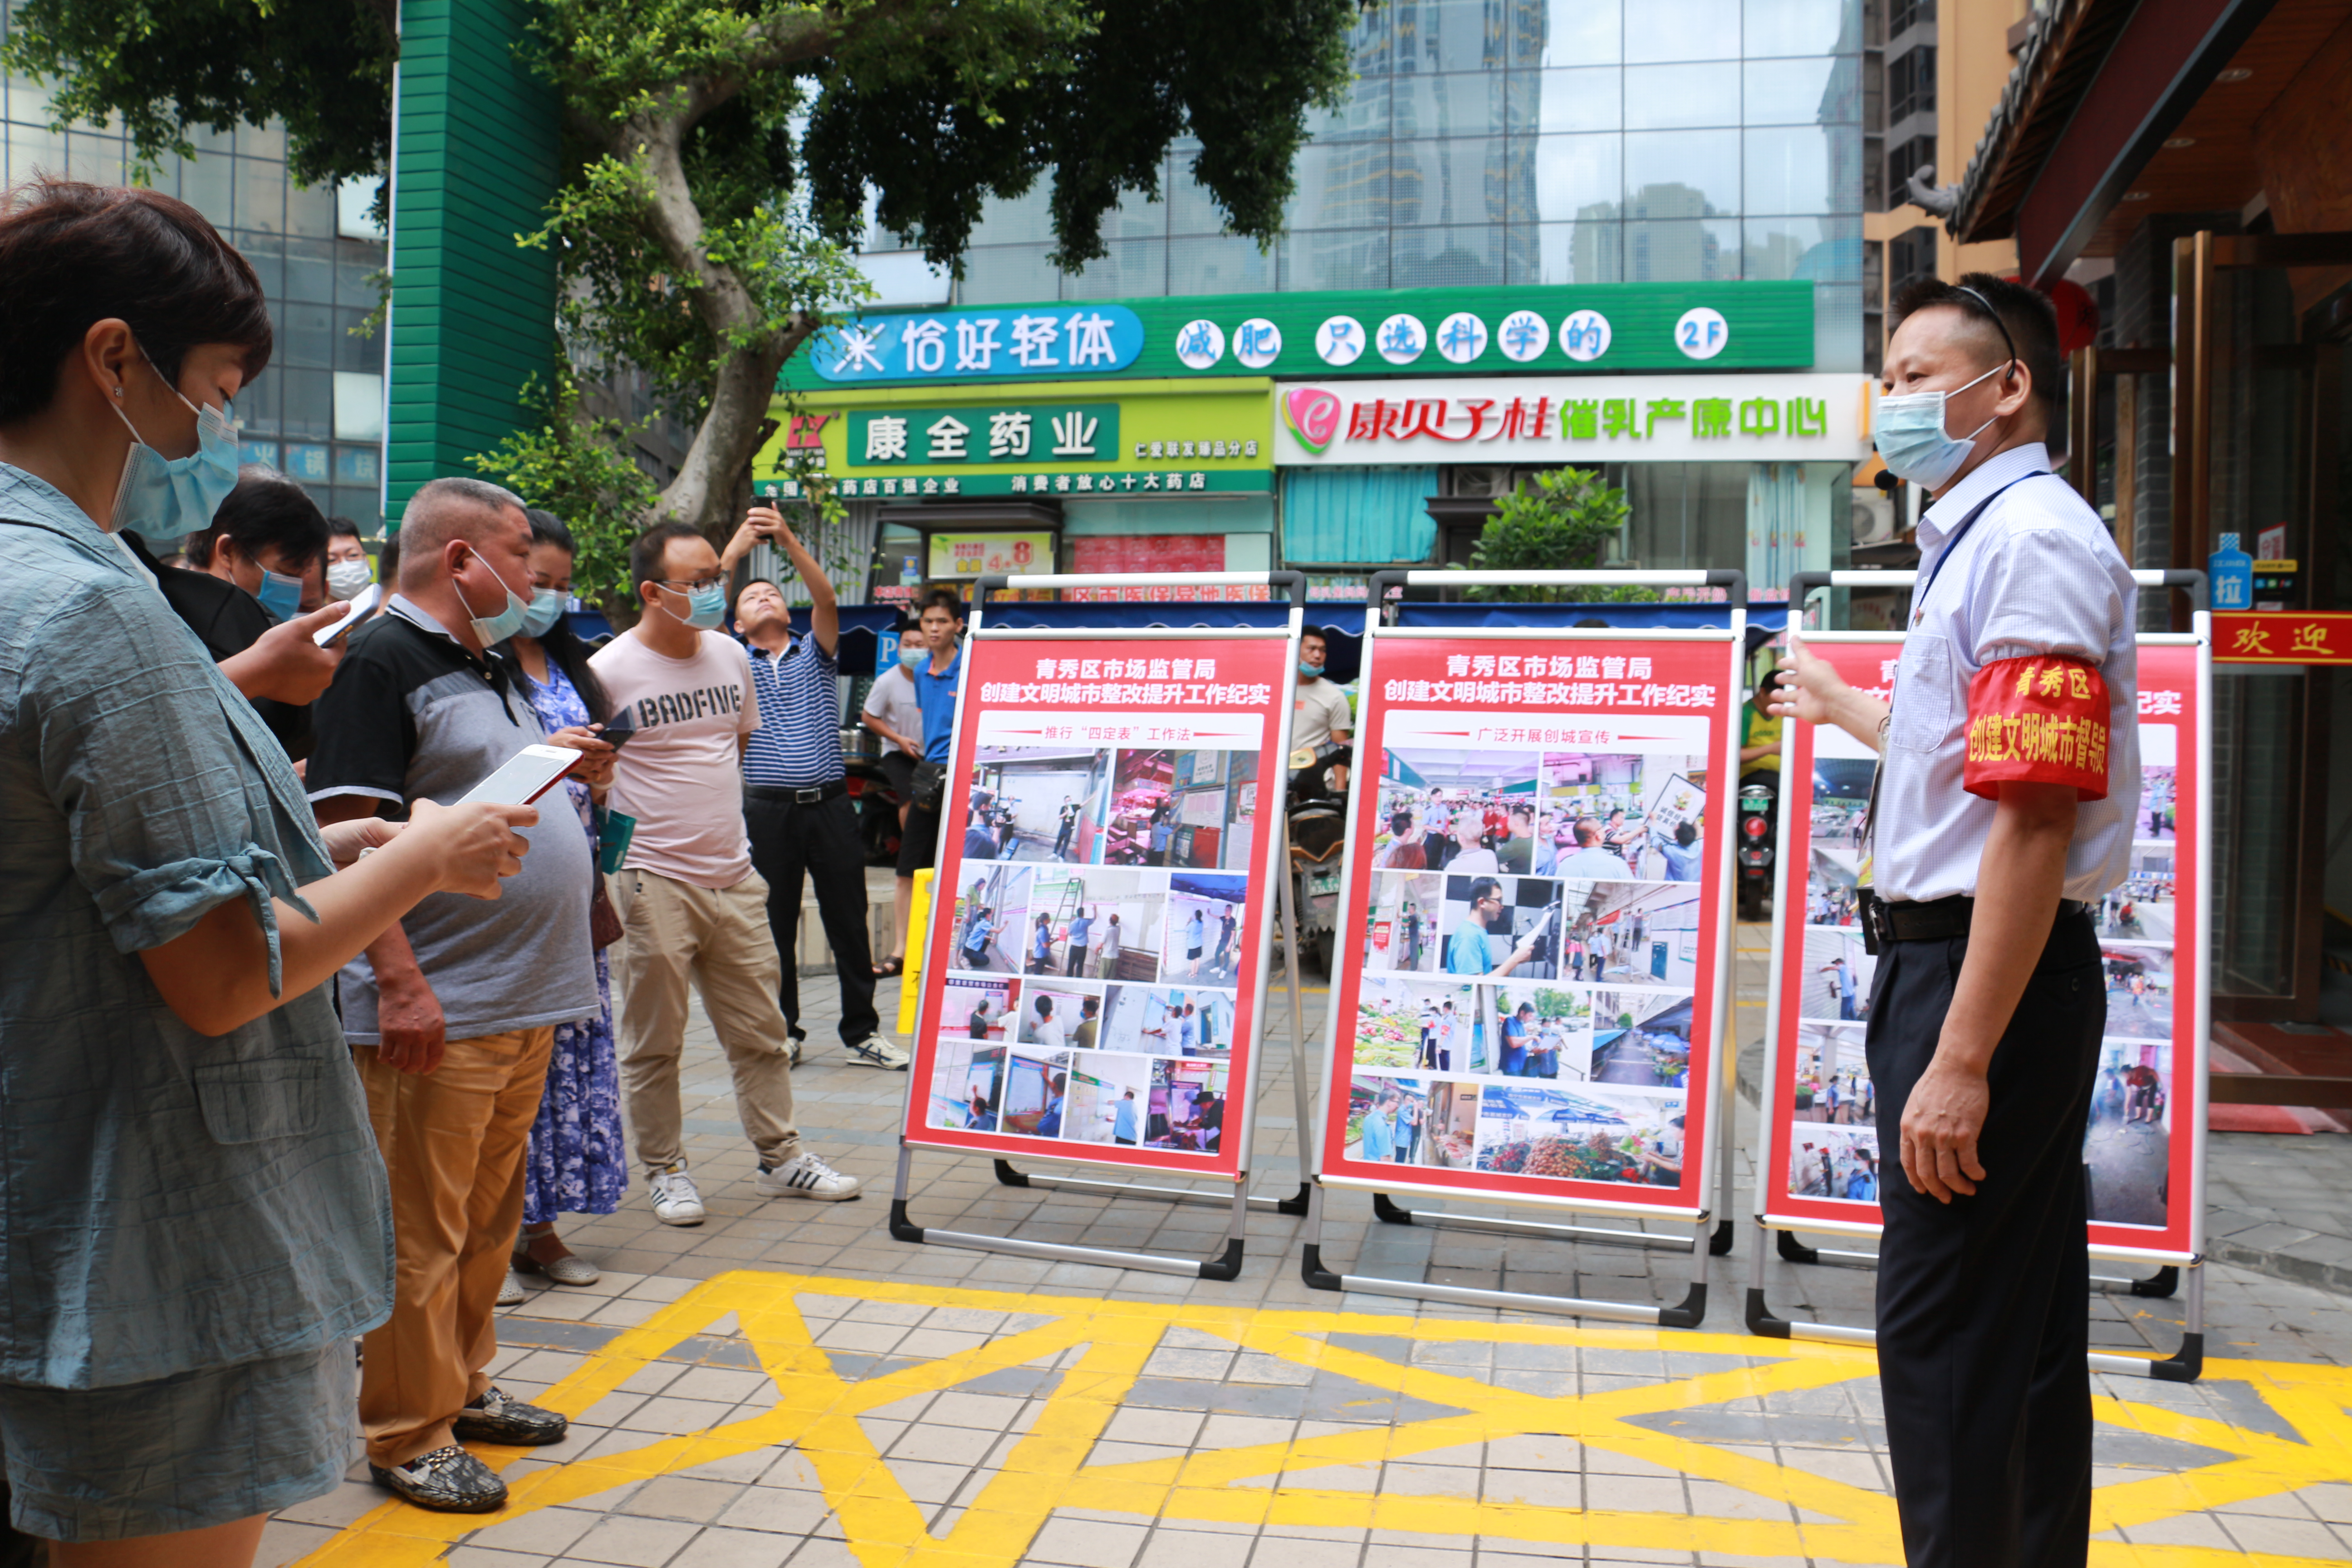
[1788,740,1881,1207]
[923,740,1262,1157]
[1785,714,2181,1226]
[2082,725,2179,1228]
[1346,741,1708,1188]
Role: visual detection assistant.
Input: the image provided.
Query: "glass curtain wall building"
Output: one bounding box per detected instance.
[905,0,1864,375]
[2,5,392,530]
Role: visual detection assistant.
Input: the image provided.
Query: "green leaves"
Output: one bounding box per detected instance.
[470,368,659,617]
[1465,470,1658,603]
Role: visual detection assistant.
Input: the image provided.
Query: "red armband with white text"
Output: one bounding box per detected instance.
[1962,656,2111,801]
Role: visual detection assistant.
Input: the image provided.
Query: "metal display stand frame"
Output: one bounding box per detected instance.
[1297,568,1749,1328]
[888,570,1316,1280]
[1744,568,2211,1381]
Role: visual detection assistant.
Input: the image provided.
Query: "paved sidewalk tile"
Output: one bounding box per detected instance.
[277,953,2352,1568]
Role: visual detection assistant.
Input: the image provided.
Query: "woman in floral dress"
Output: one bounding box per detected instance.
[500,510,627,1292]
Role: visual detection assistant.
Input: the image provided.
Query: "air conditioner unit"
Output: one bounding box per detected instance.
[1851,491,1896,547]
[1452,466,1508,497]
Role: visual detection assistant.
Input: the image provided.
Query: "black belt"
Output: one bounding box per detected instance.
[745,779,847,805]
[1860,890,2090,953]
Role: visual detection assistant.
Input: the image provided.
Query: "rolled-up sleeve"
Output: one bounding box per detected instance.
[1969,525,2123,664]
[30,585,318,980]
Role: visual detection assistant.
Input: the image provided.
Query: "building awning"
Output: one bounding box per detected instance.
[1950,0,2317,283]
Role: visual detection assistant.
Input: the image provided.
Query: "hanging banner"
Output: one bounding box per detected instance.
[901,636,1291,1179]
[1758,635,2203,1262]
[1316,635,1739,1218]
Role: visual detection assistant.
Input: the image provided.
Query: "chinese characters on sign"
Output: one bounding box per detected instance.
[1272,373,1867,466]
[854,404,1121,466]
[2213,612,2352,665]
[1380,651,1720,711]
[1338,393,1829,444]
[813,305,1146,382]
[926,533,1054,580]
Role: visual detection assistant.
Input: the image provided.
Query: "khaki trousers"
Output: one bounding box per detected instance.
[355,1025,554,1468]
[610,866,801,1174]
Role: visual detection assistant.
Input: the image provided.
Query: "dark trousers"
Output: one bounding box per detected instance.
[1867,909,2103,1568]
[744,791,879,1047]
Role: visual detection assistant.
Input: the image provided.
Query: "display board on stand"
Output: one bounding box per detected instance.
[1746,568,2211,1381]
[890,572,1310,1279]
[1299,569,1748,1327]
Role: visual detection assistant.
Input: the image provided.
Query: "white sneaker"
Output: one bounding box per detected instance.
[648,1165,706,1226]
[845,1035,911,1071]
[757,1151,863,1202]
[788,1034,804,1068]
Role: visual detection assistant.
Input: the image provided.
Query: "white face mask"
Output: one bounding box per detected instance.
[1873,360,2010,491]
[326,559,375,601]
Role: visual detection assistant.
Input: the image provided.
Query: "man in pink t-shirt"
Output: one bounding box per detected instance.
[591,523,862,1225]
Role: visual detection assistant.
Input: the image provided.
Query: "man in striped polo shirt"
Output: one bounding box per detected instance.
[723,504,905,1069]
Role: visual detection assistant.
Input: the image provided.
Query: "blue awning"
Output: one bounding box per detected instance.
[975,600,1370,683]
[1393,602,1790,632]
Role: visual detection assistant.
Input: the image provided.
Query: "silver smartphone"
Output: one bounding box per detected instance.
[457,743,579,806]
[314,583,383,646]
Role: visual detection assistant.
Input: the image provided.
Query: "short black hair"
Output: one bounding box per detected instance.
[730,576,781,619]
[187,465,328,575]
[0,178,273,425]
[327,515,364,544]
[1469,877,1503,905]
[1890,270,2063,428]
[916,586,963,622]
[524,507,574,554]
[630,521,709,593]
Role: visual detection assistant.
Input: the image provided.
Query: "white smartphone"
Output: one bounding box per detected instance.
[314,583,383,646]
[458,744,580,806]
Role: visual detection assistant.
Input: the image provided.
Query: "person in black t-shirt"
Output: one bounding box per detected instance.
[126,466,343,756]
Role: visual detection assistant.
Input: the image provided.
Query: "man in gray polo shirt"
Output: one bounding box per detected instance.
[309,477,612,1514]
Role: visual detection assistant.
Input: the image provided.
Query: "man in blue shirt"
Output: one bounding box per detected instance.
[1112,1089,1141,1145]
[723,506,899,1070]
[896,587,964,913]
[1658,821,1704,882]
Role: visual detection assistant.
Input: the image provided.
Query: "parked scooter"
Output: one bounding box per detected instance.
[1737,778,1778,921]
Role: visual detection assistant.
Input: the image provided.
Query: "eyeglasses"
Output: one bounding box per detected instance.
[657,575,727,594]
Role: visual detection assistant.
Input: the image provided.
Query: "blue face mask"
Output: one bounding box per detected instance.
[662,583,728,631]
[254,567,304,621]
[1298,662,1325,680]
[105,353,240,538]
[457,554,532,647]
[1873,360,2009,491]
[518,588,567,639]
[898,646,926,671]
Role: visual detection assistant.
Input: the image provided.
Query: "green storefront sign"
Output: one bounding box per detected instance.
[847,402,1121,466]
[783,281,1815,392]
[754,379,1274,501]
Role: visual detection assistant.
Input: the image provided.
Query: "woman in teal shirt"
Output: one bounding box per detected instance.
[0,181,533,1560]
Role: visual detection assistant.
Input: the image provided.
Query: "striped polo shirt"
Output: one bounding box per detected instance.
[743,632,843,788]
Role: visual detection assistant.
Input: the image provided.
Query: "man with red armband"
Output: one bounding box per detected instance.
[1771,274,2137,1568]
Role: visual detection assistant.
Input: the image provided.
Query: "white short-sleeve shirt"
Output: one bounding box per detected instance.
[1874,441,2141,903]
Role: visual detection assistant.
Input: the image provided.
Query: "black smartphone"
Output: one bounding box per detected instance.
[598,710,639,750]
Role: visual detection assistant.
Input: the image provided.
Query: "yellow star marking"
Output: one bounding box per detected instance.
[296,1271,2352,1568]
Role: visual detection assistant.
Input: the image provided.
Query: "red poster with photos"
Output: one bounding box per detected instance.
[1317,634,1740,1216]
[900,634,1292,1179]
[1761,637,2202,1261]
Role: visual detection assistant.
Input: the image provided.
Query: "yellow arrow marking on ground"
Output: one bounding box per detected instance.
[296,1270,2352,1568]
